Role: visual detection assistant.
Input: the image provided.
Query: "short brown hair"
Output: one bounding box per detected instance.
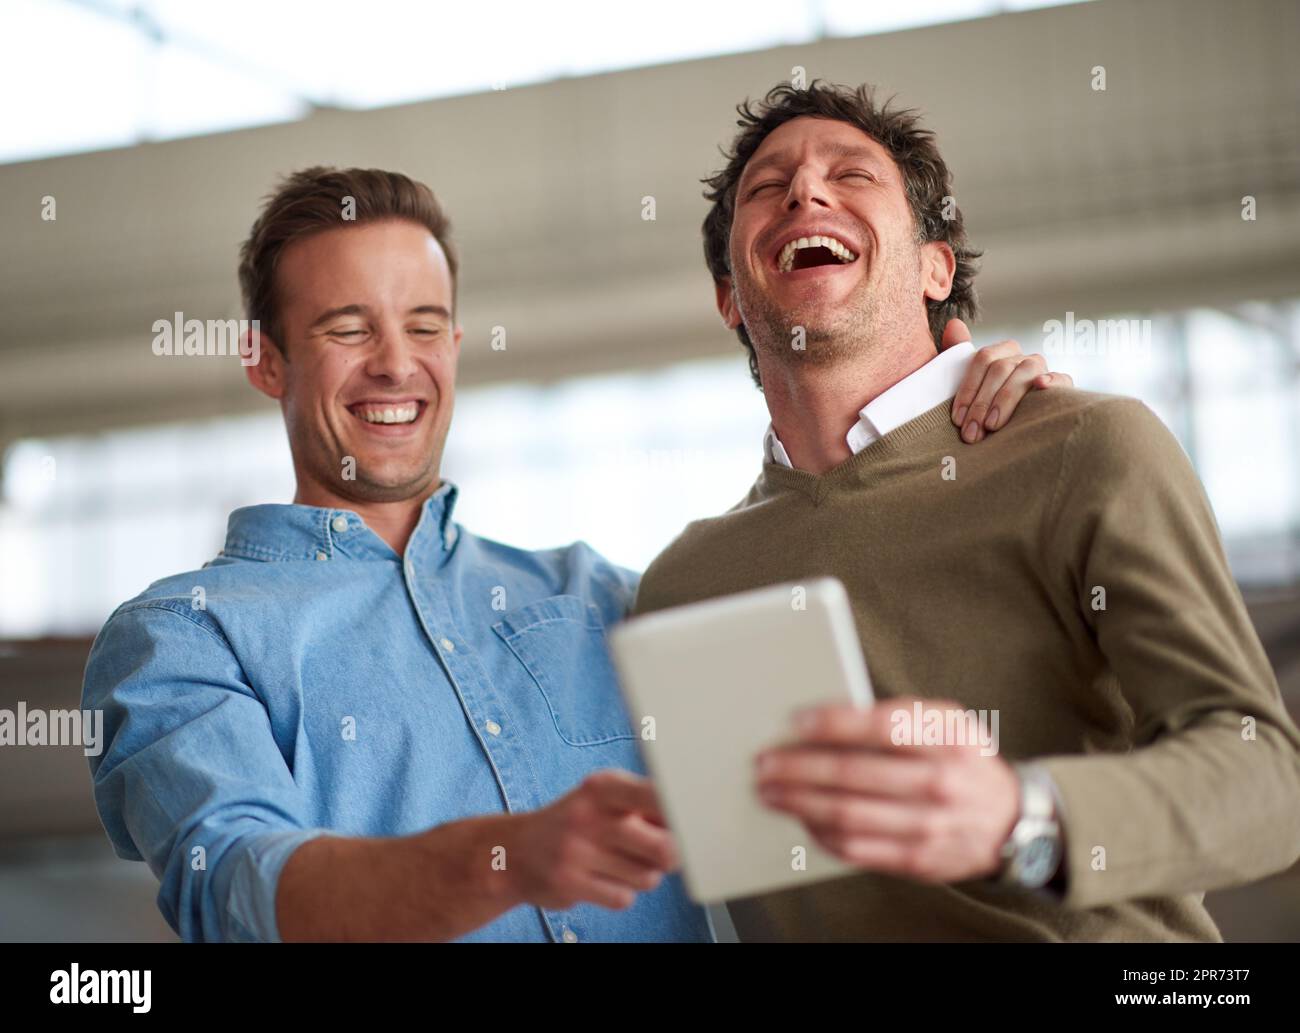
[702,81,981,387]
[238,166,458,351]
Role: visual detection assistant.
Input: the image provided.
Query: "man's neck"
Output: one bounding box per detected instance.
[760,333,937,475]
[292,480,435,556]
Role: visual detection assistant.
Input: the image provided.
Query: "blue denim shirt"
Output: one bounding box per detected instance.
[82,482,711,943]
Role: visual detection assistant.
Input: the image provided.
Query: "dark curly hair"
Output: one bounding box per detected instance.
[702,81,982,387]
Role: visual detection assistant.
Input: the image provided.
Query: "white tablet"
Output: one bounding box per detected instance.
[610,577,875,904]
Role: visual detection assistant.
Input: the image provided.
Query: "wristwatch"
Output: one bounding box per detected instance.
[996,762,1063,891]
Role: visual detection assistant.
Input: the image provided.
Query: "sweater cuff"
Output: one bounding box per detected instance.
[1037,754,1124,910]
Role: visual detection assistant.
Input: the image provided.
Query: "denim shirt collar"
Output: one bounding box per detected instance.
[220,481,460,564]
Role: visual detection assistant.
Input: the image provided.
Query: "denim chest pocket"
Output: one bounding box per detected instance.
[492,594,636,746]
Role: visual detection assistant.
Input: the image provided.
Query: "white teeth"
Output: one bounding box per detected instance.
[777,234,859,274]
[355,403,419,425]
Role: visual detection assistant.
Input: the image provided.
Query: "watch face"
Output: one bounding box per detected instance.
[1019,836,1060,887]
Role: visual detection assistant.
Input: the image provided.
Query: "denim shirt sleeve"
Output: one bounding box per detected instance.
[82,601,331,943]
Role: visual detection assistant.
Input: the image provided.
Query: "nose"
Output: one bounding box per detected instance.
[364,321,420,384]
[784,164,832,212]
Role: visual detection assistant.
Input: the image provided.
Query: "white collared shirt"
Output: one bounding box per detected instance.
[763,341,975,470]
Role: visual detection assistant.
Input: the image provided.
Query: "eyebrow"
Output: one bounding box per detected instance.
[308,303,452,329]
[740,141,885,186]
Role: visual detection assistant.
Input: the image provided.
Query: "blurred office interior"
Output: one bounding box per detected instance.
[1,0,1297,940]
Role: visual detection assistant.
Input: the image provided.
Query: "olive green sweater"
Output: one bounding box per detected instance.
[634,389,1300,942]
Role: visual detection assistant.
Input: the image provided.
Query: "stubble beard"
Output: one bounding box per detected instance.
[734,245,920,376]
[291,409,442,506]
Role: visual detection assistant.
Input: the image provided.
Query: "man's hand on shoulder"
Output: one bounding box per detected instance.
[944,318,1073,444]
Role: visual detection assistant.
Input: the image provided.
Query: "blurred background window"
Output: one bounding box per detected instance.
[4,298,1298,638]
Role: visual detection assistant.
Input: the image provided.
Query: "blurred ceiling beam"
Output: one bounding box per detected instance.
[2,0,1298,442]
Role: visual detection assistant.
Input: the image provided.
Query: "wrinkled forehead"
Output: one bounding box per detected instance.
[740,116,894,189]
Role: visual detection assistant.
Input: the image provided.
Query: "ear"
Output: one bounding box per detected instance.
[244,325,287,401]
[714,277,743,330]
[920,240,956,305]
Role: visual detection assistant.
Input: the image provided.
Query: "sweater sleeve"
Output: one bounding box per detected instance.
[1038,397,1300,910]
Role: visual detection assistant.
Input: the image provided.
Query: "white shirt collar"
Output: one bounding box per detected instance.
[764,341,975,470]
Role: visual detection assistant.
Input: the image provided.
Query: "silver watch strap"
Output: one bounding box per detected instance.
[998,762,1063,889]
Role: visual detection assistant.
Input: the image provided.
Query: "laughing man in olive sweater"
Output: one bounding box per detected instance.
[633,82,1300,941]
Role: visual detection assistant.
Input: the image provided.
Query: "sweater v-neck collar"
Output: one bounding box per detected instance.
[755,398,957,503]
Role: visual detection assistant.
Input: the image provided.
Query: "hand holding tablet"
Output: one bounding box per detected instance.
[611,578,874,903]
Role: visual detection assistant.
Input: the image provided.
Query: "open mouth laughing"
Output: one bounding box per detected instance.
[774,232,859,275]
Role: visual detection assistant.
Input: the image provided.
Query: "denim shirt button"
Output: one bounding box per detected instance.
[331,515,348,533]
[485,720,501,736]
[561,927,578,943]
[314,551,328,561]
[440,637,455,652]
